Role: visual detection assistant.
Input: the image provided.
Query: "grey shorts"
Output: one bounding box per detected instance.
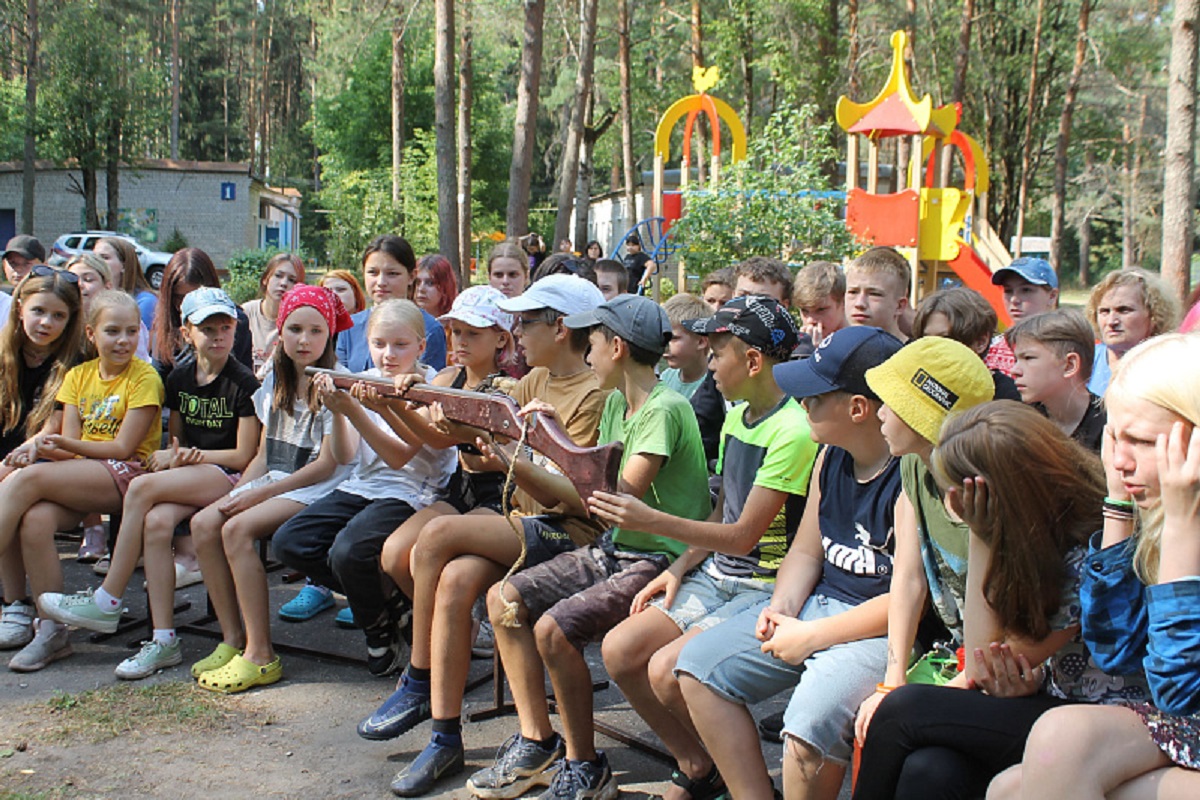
[519,515,584,568]
[650,557,773,634]
[674,592,888,764]
[507,542,668,651]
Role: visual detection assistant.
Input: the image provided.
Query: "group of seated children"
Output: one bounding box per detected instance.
[1,239,1198,800]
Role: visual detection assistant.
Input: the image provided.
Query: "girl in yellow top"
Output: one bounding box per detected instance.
[1,290,163,672]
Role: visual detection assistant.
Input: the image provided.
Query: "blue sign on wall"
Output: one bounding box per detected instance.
[221,182,236,201]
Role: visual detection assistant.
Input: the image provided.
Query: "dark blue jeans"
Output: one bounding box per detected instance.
[273,490,415,630]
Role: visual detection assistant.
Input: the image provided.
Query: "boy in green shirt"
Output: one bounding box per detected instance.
[467,295,711,800]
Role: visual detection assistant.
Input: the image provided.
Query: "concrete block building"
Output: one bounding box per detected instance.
[0,159,301,268]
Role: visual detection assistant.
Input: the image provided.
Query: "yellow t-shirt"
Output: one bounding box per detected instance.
[57,358,164,465]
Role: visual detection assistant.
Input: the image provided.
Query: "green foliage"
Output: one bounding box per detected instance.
[163,228,189,253]
[669,104,854,276]
[224,247,289,304]
[0,77,24,162]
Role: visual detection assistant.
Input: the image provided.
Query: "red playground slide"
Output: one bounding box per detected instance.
[945,242,1012,327]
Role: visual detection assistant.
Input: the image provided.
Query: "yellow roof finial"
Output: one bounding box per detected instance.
[692,65,720,95]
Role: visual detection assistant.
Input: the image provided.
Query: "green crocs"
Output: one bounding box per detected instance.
[191,642,243,679]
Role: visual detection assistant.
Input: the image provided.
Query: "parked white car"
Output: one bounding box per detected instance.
[47,231,173,288]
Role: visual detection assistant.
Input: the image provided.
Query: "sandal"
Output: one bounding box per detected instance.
[669,765,729,800]
[278,584,334,622]
[197,654,282,694]
[191,642,243,679]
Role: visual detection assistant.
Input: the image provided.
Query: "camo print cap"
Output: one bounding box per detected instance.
[682,294,799,362]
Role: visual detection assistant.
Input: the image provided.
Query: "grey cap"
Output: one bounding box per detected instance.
[3,235,45,263]
[563,294,672,354]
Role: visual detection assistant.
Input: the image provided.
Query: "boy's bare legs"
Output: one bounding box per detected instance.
[381,503,457,601]
[408,509,508,673]
[537,614,601,760]
[487,580,556,742]
[191,503,245,649]
[680,675,776,799]
[222,498,304,666]
[430,554,505,720]
[603,611,714,798]
[781,738,844,800]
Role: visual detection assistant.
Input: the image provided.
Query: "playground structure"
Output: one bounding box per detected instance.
[616,30,1013,318]
[837,30,1012,324]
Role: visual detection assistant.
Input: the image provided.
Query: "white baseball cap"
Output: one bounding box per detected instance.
[496,273,605,317]
[439,285,514,331]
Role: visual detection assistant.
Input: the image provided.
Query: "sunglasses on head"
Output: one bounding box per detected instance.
[29,264,80,284]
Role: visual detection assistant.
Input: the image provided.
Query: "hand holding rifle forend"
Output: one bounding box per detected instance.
[305,367,623,506]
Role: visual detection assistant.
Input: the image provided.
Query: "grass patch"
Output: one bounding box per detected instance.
[27,683,227,744]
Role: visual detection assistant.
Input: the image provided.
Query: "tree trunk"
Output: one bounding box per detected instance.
[618,0,635,234]
[434,0,459,272]
[553,0,598,248]
[573,93,594,250]
[740,1,753,135]
[506,0,545,237]
[1124,95,1149,268]
[20,0,36,234]
[83,168,99,230]
[1079,148,1094,285]
[950,0,974,102]
[1161,0,1199,300]
[392,10,405,207]
[847,0,860,97]
[692,0,705,185]
[457,0,473,285]
[105,115,120,231]
[1013,0,1045,256]
[170,0,180,160]
[1123,119,1135,268]
[1050,0,1089,274]
[896,1,916,189]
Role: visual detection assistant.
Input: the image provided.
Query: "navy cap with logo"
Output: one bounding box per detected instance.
[773,326,904,401]
[682,295,799,362]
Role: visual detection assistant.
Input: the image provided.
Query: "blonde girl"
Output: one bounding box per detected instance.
[187,285,355,693]
[1,290,163,672]
[995,333,1200,799]
[0,268,83,652]
[273,299,456,676]
[38,288,262,680]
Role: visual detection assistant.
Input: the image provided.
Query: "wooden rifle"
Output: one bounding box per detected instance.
[305,367,623,505]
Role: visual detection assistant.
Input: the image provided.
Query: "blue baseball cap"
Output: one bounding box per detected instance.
[773,326,903,400]
[991,257,1058,289]
[181,286,238,324]
[563,294,672,354]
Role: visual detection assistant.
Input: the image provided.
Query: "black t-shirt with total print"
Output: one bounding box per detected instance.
[164,355,260,452]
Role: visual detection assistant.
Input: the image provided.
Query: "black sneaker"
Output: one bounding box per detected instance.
[365,620,406,677]
[468,733,565,798]
[386,592,414,647]
[536,752,617,800]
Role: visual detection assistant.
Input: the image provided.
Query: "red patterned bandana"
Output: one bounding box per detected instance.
[278,284,354,335]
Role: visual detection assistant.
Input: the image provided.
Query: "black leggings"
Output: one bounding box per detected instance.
[851,684,1069,800]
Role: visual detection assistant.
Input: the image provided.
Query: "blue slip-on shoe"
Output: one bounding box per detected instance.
[391,738,465,796]
[358,670,432,741]
[278,585,334,622]
[335,606,358,629]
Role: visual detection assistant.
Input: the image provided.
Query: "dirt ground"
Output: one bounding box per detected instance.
[0,541,799,800]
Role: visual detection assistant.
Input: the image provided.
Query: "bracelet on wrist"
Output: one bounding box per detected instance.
[876,683,896,695]
[1104,496,1135,510]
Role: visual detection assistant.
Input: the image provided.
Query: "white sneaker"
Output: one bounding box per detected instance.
[115,639,183,680]
[0,600,35,650]
[8,620,72,672]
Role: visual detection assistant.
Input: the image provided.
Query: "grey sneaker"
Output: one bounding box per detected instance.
[115,639,183,680]
[0,600,35,650]
[469,733,565,799]
[37,589,122,634]
[8,620,72,672]
[537,753,617,800]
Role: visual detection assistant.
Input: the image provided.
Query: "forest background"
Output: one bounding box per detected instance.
[0,0,1195,294]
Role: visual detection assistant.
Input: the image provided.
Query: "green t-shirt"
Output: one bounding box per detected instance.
[659,367,706,400]
[713,397,818,581]
[901,453,969,642]
[599,383,711,558]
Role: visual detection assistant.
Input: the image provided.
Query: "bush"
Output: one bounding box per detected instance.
[163,228,189,253]
[223,247,308,304]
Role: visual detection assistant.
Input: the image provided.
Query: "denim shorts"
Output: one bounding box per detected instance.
[650,557,773,634]
[674,592,888,764]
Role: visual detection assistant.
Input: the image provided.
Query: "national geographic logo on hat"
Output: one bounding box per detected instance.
[911,369,958,411]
